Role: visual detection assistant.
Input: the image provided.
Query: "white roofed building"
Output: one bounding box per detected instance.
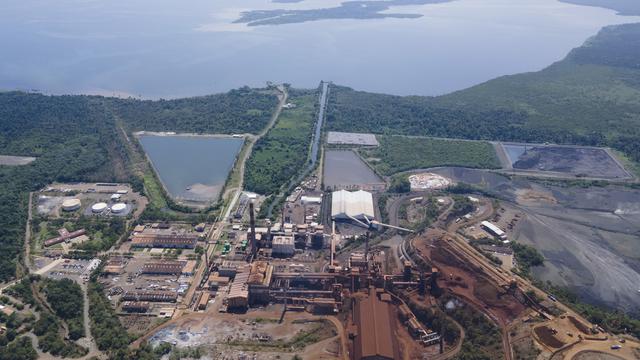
[331,190,375,221]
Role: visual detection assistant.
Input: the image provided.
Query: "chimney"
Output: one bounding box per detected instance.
[249,201,257,261]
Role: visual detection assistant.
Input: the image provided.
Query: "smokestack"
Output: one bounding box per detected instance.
[249,201,257,261]
[364,232,370,272]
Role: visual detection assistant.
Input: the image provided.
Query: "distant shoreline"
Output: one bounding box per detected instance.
[133,131,246,139]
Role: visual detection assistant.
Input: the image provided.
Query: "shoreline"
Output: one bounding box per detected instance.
[133,131,247,139]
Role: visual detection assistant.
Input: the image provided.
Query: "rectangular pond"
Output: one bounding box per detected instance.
[323,150,384,190]
[138,135,244,203]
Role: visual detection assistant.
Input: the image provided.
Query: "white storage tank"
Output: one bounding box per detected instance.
[111,203,127,214]
[91,202,108,213]
[61,198,81,211]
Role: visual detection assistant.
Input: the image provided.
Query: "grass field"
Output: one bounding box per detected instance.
[244,89,317,195]
[360,136,501,175]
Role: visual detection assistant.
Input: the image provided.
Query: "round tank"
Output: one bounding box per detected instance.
[111,203,127,213]
[61,198,81,211]
[91,202,108,213]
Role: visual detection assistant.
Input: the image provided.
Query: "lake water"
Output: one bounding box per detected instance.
[138,135,243,202]
[1,0,638,98]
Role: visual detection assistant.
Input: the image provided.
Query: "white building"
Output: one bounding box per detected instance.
[272,235,295,257]
[301,195,322,205]
[331,190,375,221]
[481,221,507,240]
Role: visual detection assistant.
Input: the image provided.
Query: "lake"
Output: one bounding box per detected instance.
[138,135,244,203]
[1,0,638,98]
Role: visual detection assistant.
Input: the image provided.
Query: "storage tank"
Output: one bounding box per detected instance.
[61,198,81,211]
[111,203,127,214]
[91,202,108,213]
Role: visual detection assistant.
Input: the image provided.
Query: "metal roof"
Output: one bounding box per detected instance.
[331,190,374,220]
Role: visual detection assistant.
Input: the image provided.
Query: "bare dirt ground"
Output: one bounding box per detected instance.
[142,304,345,359]
[428,167,640,311]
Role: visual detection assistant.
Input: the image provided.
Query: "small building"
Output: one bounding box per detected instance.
[481,221,507,240]
[272,235,295,257]
[133,225,146,233]
[208,272,230,290]
[218,261,239,278]
[301,196,322,205]
[198,292,210,310]
[182,260,197,276]
[103,265,125,275]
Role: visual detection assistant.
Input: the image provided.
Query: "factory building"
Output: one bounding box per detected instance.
[122,290,177,302]
[481,221,507,240]
[130,233,198,249]
[352,288,400,360]
[141,261,185,275]
[121,301,150,313]
[247,261,273,305]
[331,190,375,221]
[44,229,86,247]
[227,266,250,309]
[272,235,295,257]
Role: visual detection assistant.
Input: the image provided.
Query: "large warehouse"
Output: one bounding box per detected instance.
[331,189,375,221]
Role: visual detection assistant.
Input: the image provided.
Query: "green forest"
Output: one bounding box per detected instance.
[244,89,318,195]
[360,136,500,175]
[326,23,640,165]
[110,87,278,134]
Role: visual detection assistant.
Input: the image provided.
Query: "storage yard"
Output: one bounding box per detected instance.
[327,131,379,146]
[499,143,633,180]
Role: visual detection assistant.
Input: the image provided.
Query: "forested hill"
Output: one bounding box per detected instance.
[326,23,640,163]
[560,0,640,16]
[110,87,278,134]
[0,87,279,282]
